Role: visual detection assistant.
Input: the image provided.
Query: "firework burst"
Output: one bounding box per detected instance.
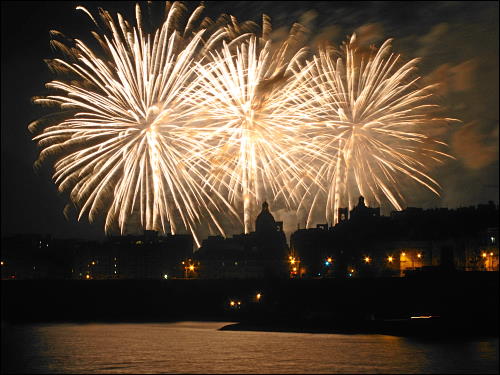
[296,35,456,226]
[183,19,310,233]
[29,2,242,247]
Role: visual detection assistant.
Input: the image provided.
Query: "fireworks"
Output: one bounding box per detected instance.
[30,2,242,247]
[30,2,455,243]
[295,35,455,226]
[184,20,310,233]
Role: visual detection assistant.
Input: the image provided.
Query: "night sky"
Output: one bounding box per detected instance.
[1,1,498,240]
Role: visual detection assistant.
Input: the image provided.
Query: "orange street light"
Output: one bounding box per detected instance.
[417,253,422,259]
[482,252,487,258]
[388,256,393,263]
[189,264,195,271]
[364,256,371,263]
[401,252,406,257]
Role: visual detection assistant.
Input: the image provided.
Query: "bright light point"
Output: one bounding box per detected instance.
[293,267,297,272]
[0,261,4,266]
[163,274,168,279]
[290,259,296,265]
[401,252,406,257]
[256,293,261,300]
[417,254,422,258]
[85,274,90,279]
[482,253,487,258]
[350,269,354,273]
[230,301,235,307]
[364,257,370,263]
[327,257,332,263]
[348,273,352,277]
[91,261,95,265]
[388,256,393,263]
[325,261,330,266]
[189,265,195,271]
[490,252,494,256]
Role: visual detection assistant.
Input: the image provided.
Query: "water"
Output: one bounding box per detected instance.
[1,321,498,374]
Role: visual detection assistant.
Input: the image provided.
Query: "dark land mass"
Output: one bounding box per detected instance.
[1,271,498,338]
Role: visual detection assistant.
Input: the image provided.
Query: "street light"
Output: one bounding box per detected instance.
[364,256,371,263]
[388,256,393,263]
[289,256,300,278]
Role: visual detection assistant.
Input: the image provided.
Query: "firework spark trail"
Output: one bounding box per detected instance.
[183,19,311,233]
[29,2,243,247]
[295,35,456,227]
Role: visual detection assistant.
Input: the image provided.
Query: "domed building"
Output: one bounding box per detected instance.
[195,201,289,278]
[254,202,288,267]
[255,201,283,234]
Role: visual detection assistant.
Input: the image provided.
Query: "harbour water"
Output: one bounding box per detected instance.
[1,321,498,374]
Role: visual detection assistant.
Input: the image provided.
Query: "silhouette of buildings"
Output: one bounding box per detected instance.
[194,202,289,279]
[1,232,193,280]
[291,198,499,278]
[1,198,498,280]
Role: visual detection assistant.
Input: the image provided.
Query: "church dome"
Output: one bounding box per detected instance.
[255,201,276,233]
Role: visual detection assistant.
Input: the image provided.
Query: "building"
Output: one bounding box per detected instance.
[290,200,499,278]
[195,202,289,279]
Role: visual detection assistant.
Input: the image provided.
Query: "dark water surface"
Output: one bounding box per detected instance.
[1,321,498,374]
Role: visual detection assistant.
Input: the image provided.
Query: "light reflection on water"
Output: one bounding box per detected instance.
[1,321,498,374]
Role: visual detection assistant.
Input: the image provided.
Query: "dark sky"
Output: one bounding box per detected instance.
[1,1,498,240]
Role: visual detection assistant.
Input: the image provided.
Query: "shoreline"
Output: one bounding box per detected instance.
[219,319,500,338]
